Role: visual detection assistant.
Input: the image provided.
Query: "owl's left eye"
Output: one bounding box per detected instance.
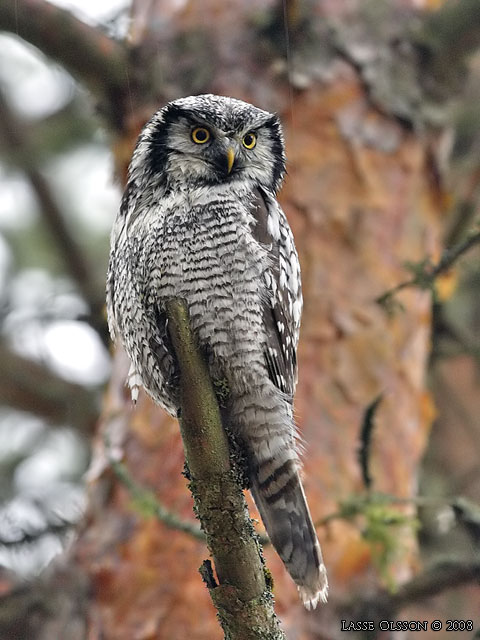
[242,132,257,149]
[191,127,211,144]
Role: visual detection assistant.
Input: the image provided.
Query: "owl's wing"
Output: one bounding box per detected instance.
[251,188,302,399]
[107,179,178,411]
[106,179,137,341]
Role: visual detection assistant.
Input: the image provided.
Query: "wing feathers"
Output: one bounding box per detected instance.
[250,188,302,398]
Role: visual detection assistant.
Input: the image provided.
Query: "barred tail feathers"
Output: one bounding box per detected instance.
[250,452,328,609]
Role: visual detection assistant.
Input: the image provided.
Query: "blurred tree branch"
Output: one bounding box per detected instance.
[376,225,480,308]
[0,89,109,344]
[445,169,480,247]
[166,299,285,640]
[0,0,129,129]
[345,559,480,623]
[0,341,98,433]
[110,457,271,547]
[109,457,206,542]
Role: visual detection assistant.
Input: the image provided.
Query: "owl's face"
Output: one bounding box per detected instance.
[130,94,286,193]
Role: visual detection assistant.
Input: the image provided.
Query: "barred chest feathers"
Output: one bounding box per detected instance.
[135,184,273,386]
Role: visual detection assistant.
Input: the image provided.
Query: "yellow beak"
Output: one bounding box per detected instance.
[227,147,235,174]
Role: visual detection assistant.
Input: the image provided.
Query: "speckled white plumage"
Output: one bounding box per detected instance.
[106,94,327,608]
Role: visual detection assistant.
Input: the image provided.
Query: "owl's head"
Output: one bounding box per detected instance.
[130,94,286,194]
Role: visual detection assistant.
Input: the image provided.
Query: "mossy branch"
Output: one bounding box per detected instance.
[110,456,271,547]
[109,458,206,542]
[165,299,285,640]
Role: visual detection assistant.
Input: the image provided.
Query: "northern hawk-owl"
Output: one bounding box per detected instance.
[106,94,328,608]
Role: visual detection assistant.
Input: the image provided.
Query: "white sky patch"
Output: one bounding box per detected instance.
[0,147,120,234]
[5,270,111,386]
[50,0,129,27]
[43,320,111,385]
[45,145,120,233]
[0,35,74,120]
[0,411,45,457]
[7,270,87,321]
[0,167,38,229]
[15,430,86,490]
[0,531,65,577]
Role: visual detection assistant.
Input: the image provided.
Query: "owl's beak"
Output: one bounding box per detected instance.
[226,147,235,175]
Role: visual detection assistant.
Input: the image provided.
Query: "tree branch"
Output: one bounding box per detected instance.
[111,455,271,546]
[0,0,129,128]
[110,458,206,542]
[0,89,109,344]
[165,299,285,640]
[345,559,480,621]
[0,341,98,433]
[376,225,480,308]
[392,559,480,608]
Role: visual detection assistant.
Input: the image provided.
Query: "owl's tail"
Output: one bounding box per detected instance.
[250,454,328,609]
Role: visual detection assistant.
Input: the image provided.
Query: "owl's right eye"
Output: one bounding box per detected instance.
[191,127,211,144]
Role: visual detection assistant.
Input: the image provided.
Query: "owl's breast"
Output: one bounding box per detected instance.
[142,193,270,370]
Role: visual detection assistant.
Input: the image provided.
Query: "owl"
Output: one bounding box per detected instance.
[106,94,328,609]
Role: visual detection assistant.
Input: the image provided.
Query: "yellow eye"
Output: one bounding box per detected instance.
[191,127,210,144]
[242,132,257,149]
